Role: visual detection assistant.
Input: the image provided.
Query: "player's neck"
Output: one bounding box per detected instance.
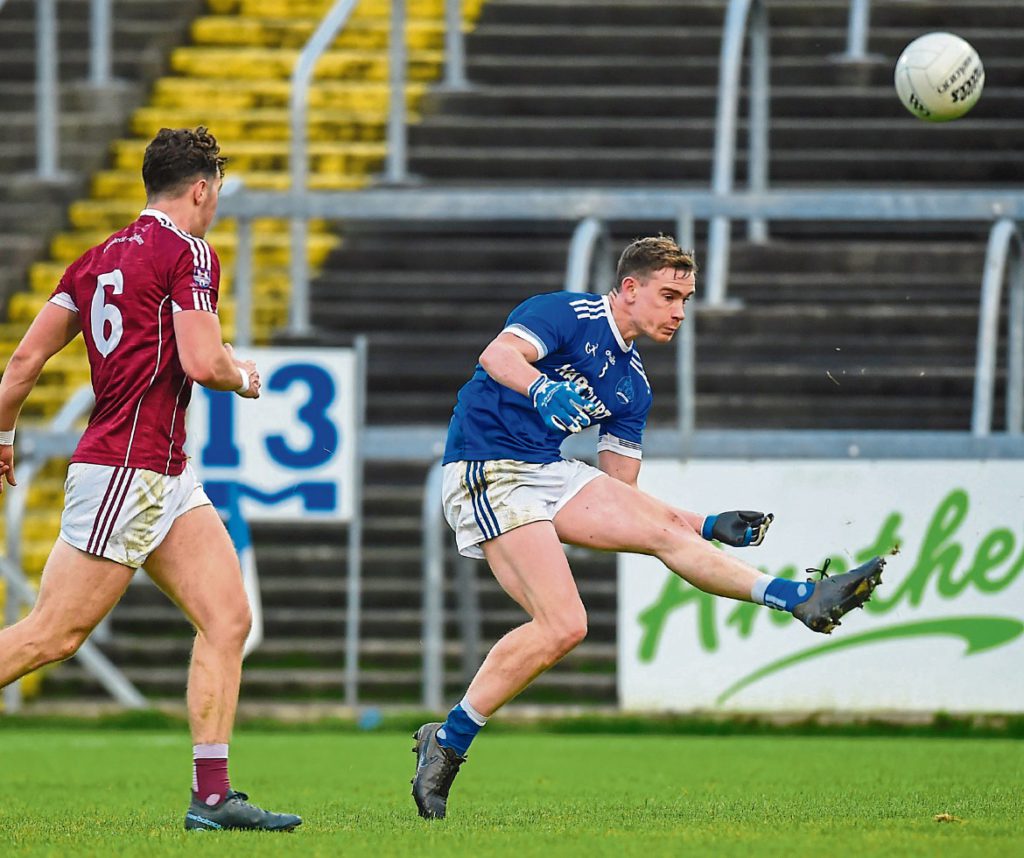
[144,201,196,236]
[607,291,637,345]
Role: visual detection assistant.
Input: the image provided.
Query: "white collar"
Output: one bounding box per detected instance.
[602,294,632,353]
[140,207,189,234]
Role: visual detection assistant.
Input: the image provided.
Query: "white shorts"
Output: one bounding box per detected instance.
[442,458,605,559]
[60,462,212,569]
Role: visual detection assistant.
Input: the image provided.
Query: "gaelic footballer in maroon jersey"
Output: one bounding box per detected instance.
[49,209,220,476]
[0,127,301,832]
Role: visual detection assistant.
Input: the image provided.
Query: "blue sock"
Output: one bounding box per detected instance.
[754,576,815,612]
[435,696,487,757]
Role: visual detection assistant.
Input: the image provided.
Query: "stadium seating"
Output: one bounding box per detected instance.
[0,0,485,703]
[3,0,1022,708]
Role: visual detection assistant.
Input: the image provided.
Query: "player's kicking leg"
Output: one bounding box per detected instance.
[412,521,586,819]
[553,474,884,633]
[144,505,301,832]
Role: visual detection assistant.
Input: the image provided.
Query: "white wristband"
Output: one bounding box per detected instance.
[235,366,250,394]
[0,428,14,446]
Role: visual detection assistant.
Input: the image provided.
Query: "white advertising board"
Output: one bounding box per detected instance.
[187,347,358,522]
[618,460,1024,713]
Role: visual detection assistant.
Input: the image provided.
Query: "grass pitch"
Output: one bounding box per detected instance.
[0,729,1021,857]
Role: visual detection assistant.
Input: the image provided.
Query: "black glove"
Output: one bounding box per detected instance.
[701,510,774,547]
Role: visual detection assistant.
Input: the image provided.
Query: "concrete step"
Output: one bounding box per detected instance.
[462,53,1024,88]
[465,25,1024,59]
[423,84,1020,121]
[407,145,1021,183]
[411,115,1024,151]
[479,0,1024,30]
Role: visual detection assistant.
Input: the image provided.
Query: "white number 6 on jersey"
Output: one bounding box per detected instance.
[92,269,124,357]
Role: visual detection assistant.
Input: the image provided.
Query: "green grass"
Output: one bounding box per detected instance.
[0,730,1021,857]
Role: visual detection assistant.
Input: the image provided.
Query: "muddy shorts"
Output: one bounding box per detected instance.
[60,462,211,569]
[442,458,604,559]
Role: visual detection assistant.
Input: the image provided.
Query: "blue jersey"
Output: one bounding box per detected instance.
[443,291,653,464]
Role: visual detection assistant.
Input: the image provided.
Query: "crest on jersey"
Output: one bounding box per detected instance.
[616,376,634,404]
[193,267,212,289]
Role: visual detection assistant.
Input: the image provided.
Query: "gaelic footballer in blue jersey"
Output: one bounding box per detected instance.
[411,236,885,821]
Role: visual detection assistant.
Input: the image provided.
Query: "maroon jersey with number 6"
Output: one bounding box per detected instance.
[48,208,220,475]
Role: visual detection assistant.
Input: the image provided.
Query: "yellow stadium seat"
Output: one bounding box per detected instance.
[170,47,445,81]
[207,0,482,18]
[112,139,387,175]
[132,105,419,142]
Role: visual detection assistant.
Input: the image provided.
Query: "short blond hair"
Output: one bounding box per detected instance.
[613,235,697,290]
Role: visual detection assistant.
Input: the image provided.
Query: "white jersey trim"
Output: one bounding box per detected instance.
[140,207,213,274]
[123,294,170,466]
[502,323,548,360]
[165,374,191,474]
[601,295,631,353]
[48,293,79,313]
[630,353,651,392]
[597,432,643,460]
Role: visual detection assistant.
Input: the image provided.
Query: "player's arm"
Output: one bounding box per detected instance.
[597,451,771,546]
[479,332,596,433]
[598,449,701,528]
[172,310,259,398]
[478,331,542,395]
[597,448,643,487]
[0,303,82,491]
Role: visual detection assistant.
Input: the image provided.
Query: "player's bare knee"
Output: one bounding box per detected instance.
[545,611,588,659]
[197,592,251,647]
[225,601,253,647]
[40,627,89,665]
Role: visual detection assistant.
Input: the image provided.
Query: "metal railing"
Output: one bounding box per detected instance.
[563,217,611,294]
[30,0,116,180]
[286,0,473,335]
[972,219,1024,437]
[840,0,876,62]
[219,186,1024,344]
[707,0,770,307]
[289,0,360,338]
[707,0,885,304]
[384,0,411,185]
[219,184,1024,453]
[2,387,147,713]
[441,0,470,91]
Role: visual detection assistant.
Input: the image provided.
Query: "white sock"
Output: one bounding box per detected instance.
[460,695,488,726]
[750,574,774,606]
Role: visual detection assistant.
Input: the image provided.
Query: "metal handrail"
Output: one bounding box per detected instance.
[32,0,115,179]
[421,459,445,710]
[841,0,874,62]
[88,0,113,86]
[706,0,770,307]
[563,217,610,293]
[36,0,60,179]
[441,0,469,90]
[384,0,410,184]
[219,187,1024,224]
[972,219,1024,437]
[289,0,360,338]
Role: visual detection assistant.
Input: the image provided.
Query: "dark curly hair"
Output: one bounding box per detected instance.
[613,235,697,290]
[142,126,227,200]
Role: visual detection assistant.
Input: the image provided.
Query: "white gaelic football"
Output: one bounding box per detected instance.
[894,32,984,121]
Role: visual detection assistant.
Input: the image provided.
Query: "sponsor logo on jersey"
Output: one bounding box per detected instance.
[104,233,145,252]
[193,268,212,289]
